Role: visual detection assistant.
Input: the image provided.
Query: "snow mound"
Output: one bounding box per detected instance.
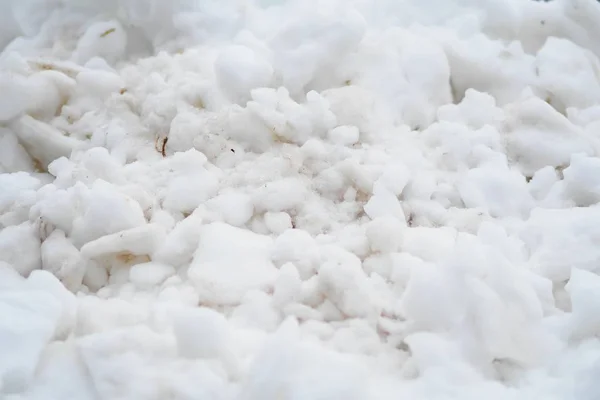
[2,0,600,399]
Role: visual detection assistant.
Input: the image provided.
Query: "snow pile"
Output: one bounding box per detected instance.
[2,0,600,398]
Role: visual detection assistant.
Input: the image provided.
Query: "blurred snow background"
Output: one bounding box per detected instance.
[2,0,600,399]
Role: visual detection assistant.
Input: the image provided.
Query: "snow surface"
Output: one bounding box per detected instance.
[2,0,600,398]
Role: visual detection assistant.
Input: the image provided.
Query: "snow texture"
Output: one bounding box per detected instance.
[1,0,600,399]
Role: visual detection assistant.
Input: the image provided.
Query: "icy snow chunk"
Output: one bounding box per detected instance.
[24,71,75,120]
[565,268,600,339]
[173,307,230,359]
[263,211,292,234]
[563,153,600,206]
[10,115,83,170]
[574,355,600,400]
[403,171,437,202]
[205,190,254,227]
[0,275,62,393]
[365,216,405,253]
[46,157,76,187]
[188,222,277,305]
[333,223,370,259]
[398,34,452,129]
[41,230,85,292]
[75,69,124,100]
[338,158,378,195]
[272,262,302,308]
[71,180,147,247]
[240,318,367,400]
[247,88,336,145]
[269,9,366,94]
[477,222,527,266]
[404,332,478,382]
[26,270,77,340]
[0,222,40,277]
[75,326,180,399]
[0,262,23,289]
[437,89,503,129]
[446,35,536,106]
[0,72,29,122]
[81,261,108,292]
[0,172,40,214]
[253,177,308,213]
[160,150,220,213]
[536,37,600,112]
[162,170,220,213]
[129,262,175,289]
[167,111,205,153]
[0,130,34,173]
[152,213,203,267]
[463,270,555,368]
[528,166,560,202]
[150,208,176,231]
[521,207,600,281]
[79,223,164,260]
[329,318,383,355]
[224,107,276,152]
[82,148,130,186]
[320,85,377,135]
[215,45,274,104]
[9,0,56,37]
[167,147,209,170]
[364,180,406,221]
[26,341,97,400]
[401,262,466,331]
[389,252,423,292]
[312,166,348,199]
[232,290,281,331]
[34,186,78,235]
[328,125,360,146]
[504,95,593,175]
[458,165,534,218]
[271,229,320,279]
[318,246,381,319]
[378,163,410,197]
[72,20,127,65]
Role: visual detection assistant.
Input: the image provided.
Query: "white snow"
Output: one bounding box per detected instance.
[2,0,600,399]
[187,222,277,305]
[173,306,231,360]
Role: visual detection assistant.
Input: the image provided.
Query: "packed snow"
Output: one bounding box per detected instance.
[2,0,600,398]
